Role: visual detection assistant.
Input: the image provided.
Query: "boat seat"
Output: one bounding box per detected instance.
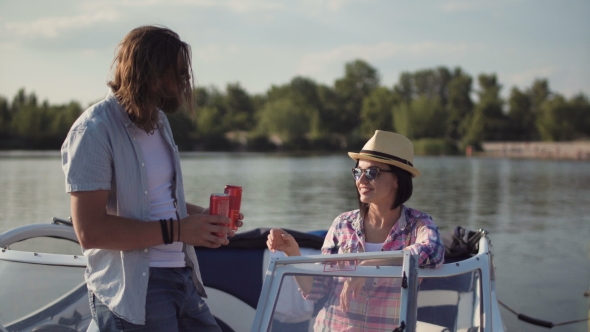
[195,247,264,308]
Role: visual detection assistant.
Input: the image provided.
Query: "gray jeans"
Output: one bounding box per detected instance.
[89,267,221,332]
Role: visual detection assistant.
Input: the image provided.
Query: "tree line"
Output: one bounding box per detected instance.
[1,59,589,153]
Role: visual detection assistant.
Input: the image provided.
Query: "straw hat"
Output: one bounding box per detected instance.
[348,130,420,178]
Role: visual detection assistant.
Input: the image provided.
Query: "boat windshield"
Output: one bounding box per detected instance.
[416,269,482,331]
[0,251,90,332]
[8,237,81,255]
[269,273,409,331]
[252,251,420,332]
[252,251,485,332]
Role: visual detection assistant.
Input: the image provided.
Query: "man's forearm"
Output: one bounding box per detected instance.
[70,190,166,250]
[186,202,207,215]
[74,213,165,251]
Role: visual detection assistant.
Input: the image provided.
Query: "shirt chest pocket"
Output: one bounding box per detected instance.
[338,241,359,254]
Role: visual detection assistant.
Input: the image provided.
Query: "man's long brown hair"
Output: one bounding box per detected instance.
[108,25,193,132]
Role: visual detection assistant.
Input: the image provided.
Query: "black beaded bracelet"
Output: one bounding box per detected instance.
[169,218,174,244]
[177,218,181,242]
[175,211,181,243]
[159,219,172,245]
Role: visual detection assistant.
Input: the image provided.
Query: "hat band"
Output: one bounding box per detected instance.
[359,150,413,167]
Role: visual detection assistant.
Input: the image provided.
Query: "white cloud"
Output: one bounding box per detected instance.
[193,44,241,61]
[214,0,284,12]
[297,41,475,75]
[0,10,120,39]
[94,0,285,12]
[505,67,556,87]
[441,0,488,12]
[298,0,363,17]
[0,0,283,41]
[302,0,353,12]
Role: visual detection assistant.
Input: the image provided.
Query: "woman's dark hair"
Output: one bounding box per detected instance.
[357,162,413,221]
[108,25,194,132]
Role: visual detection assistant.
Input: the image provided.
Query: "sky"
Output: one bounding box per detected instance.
[0,0,589,107]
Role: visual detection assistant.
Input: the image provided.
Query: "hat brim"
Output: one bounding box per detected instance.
[348,152,420,178]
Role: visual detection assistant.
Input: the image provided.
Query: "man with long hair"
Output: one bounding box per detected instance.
[61,25,239,331]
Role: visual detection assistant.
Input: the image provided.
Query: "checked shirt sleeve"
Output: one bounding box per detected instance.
[302,213,344,301]
[405,218,444,268]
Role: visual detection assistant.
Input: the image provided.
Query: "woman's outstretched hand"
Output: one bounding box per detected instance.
[340,277,365,312]
[266,228,301,256]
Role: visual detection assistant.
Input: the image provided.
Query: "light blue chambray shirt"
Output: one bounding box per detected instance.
[61,91,206,324]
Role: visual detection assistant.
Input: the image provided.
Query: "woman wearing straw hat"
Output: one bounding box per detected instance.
[267,130,444,331]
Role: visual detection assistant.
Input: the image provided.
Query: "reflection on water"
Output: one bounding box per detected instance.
[0,152,589,331]
[180,153,359,231]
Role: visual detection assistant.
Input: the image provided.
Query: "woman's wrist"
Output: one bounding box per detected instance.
[284,248,302,257]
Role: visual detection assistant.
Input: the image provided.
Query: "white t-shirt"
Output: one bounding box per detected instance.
[364,242,383,252]
[134,126,185,267]
[271,248,318,323]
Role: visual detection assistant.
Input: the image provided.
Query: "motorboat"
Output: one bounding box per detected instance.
[0,218,506,332]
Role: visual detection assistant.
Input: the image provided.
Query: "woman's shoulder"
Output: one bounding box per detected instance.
[403,206,437,226]
[326,210,360,232]
[334,209,360,224]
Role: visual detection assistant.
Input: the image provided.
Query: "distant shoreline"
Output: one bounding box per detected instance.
[479,141,590,160]
[2,141,590,161]
[0,150,61,158]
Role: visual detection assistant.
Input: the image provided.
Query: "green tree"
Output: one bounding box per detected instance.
[392,67,453,106]
[464,74,507,144]
[333,59,380,134]
[193,104,232,150]
[393,96,447,139]
[391,67,457,141]
[412,67,452,105]
[287,76,322,108]
[48,101,82,140]
[461,109,485,149]
[167,110,196,150]
[528,79,550,114]
[193,87,210,109]
[316,84,339,133]
[360,87,395,138]
[224,83,255,131]
[265,76,323,139]
[393,72,413,104]
[536,94,579,141]
[569,93,590,138]
[507,87,536,140]
[11,88,34,113]
[256,98,314,147]
[447,68,474,140]
[0,96,10,137]
[536,93,590,141]
[10,90,49,141]
[196,106,224,137]
[194,87,228,132]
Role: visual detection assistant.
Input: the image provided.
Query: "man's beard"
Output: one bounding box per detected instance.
[158,95,182,114]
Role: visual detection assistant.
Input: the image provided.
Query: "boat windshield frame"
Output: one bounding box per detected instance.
[251,250,420,332]
[251,236,501,332]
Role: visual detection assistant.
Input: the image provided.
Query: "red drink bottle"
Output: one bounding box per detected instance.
[224,185,242,231]
[209,193,229,237]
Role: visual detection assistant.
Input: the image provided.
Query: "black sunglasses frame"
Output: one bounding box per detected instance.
[351,167,395,181]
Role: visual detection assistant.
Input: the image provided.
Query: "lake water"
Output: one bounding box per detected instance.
[0,151,589,332]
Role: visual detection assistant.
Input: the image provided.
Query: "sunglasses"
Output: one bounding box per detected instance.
[351,167,395,181]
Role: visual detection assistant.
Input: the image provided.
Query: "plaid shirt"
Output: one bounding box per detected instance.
[304,206,444,331]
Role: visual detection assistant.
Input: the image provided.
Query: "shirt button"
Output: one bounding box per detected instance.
[142,272,146,276]
[144,249,148,252]
[141,163,145,167]
[144,191,148,195]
